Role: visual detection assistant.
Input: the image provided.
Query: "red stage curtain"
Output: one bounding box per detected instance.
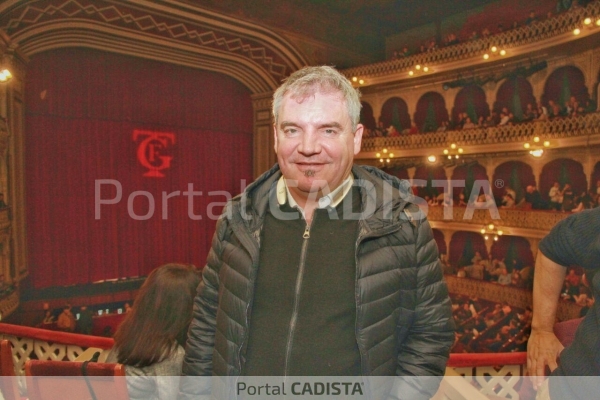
[539,158,587,200]
[449,231,488,267]
[25,48,253,288]
[450,162,489,202]
[491,161,535,203]
[452,84,490,124]
[541,66,589,107]
[432,229,447,256]
[414,92,449,132]
[380,97,411,133]
[413,165,447,199]
[491,236,534,269]
[360,101,376,130]
[493,77,536,120]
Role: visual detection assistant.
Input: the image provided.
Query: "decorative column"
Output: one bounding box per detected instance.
[1,32,28,285]
[252,92,275,178]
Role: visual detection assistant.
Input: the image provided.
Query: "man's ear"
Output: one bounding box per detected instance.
[353,124,364,155]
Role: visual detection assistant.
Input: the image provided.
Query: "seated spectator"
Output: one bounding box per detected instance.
[565,268,581,287]
[525,185,547,210]
[549,181,563,211]
[523,103,536,121]
[408,122,419,135]
[525,10,538,25]
[387,125,400,137]
[471,251,483,265]
[498,111,510,125]
[57,304,76,332]
[536,104,549,120]
[561,183,575,211]
[42,310,54,325]
[457,191,467,206]
[501,193,515,208]
[462,117,476,129]
[497,268,511,285]
[437,120,449,132]
[106,264,200,400]
[78,305,94,335]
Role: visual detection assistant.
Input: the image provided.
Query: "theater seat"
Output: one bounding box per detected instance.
[0,340,20,400]
[25,359,129,400]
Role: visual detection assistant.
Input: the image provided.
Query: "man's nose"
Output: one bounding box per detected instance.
[297,131,321,155]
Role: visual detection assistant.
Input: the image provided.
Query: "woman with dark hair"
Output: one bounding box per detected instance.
[106,263,200,400]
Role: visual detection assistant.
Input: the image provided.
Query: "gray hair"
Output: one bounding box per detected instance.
[272,66,362,130]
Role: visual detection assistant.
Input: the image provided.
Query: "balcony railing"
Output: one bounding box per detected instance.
[360,112,600,154]
[343,1,600,80]
[426,207,570,232]
[0,322,530,399]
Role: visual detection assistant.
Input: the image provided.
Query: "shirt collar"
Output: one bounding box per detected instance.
[276,174,354,211]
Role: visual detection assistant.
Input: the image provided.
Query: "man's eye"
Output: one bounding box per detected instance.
[284,128,297,135]
[324,129,336,135]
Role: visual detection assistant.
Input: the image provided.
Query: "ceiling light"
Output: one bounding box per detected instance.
[415,64,421,70]
[423,66,429,72]
[483,54,490,60]
[530,149,544,157]
[574,28,581,35]
[491,46,497,52]
[359,79,364,84]
[428,155,437,163]
[352,76,357,82]
[409,70,414,76]
[584,17,592,25]
[500,50,506,56]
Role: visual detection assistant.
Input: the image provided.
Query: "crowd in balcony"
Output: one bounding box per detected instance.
[450,294,531,353]
[364,97,597,138]
[442,251,534,290]
[389,0,592,60]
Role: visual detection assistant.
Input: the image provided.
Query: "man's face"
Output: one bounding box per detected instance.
[274,89,363,199]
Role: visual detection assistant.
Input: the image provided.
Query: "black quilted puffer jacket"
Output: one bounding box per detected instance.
[180,164,455,400]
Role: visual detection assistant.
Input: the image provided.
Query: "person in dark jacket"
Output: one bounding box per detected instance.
[527,207,600,399]
[180,66,455,400]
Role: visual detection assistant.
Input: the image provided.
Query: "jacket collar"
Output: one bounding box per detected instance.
[229,163,419,235]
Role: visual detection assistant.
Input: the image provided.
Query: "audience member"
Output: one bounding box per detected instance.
[78,305,94,335]
[107,263,200,400]
[57,304,76,332]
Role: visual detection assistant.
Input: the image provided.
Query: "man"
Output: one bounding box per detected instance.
[180,66,454,399]
[527,207,600,399]
[525,185,547,210]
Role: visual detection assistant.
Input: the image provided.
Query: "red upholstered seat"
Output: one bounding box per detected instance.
[25,359,129,400]
[0,340,20,400]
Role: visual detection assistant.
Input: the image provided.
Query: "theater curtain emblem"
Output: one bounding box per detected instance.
[133,130,176,177]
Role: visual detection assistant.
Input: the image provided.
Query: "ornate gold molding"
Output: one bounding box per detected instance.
[342,1,600,86]
[0,0,309,93]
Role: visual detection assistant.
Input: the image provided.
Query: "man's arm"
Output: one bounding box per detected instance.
[527,253,566,389]
[178,218,227,399]
[391,215,455,399]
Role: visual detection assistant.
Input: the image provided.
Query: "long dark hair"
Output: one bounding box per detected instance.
[113,263,200,367]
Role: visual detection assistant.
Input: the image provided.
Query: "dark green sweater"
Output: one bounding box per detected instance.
[242,187,362,376]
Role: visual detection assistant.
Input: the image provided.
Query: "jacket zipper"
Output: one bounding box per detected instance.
[284,220,312,376]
